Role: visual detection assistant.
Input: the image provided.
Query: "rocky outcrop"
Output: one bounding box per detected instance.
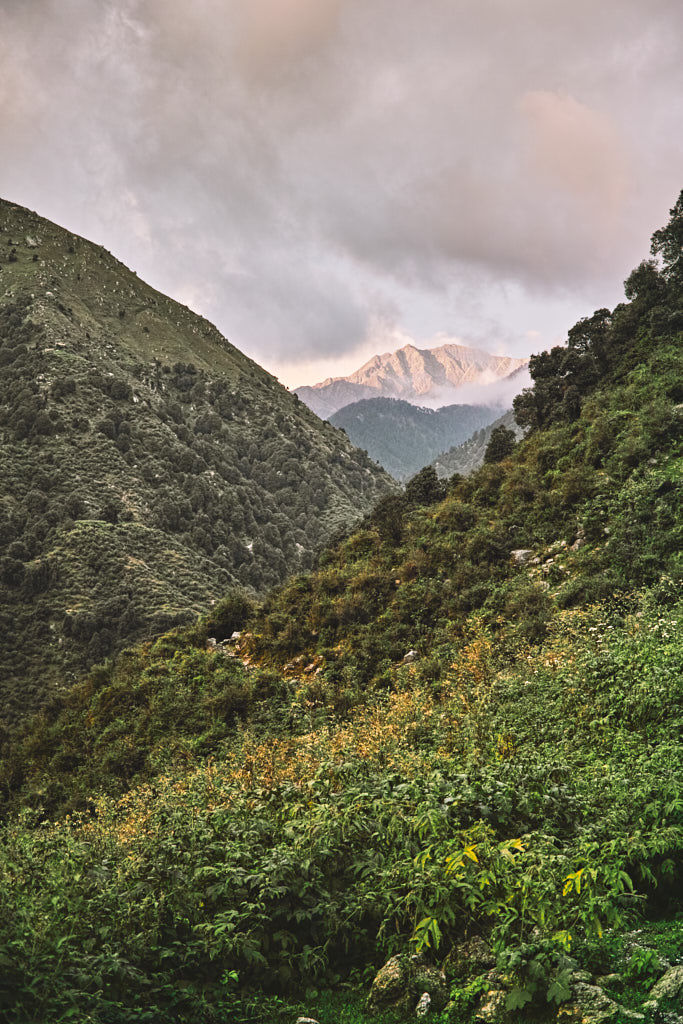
[445,936,495,980]
[557,979,644,1023]
[474,981,507,1022]
[368,953,447,1016]
[510,549,534,564]
[645,964,683,1006]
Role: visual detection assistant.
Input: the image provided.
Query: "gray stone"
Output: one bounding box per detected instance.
[368,954,447,1015]
[594,974,622,989]
[402,650,419,664]
[511,548,534,564]
[415,991,431,1017]
[570,529,585,551]
[295,1018,320,1024]
[446,935,495,979]
[475,987,506,1022]
[649,965,683,1003]
[560,981,645,1023]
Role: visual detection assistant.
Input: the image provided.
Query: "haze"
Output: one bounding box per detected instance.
[1,0,681,386]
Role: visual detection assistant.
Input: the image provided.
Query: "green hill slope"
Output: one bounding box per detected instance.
[330,396,500,479]
[0,193,682,1024]
[0,199,395,728]
[432,409,523,477]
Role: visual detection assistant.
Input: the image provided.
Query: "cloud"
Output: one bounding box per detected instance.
[0,0,682,380]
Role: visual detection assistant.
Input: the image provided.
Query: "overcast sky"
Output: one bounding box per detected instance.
[1,0,682,387]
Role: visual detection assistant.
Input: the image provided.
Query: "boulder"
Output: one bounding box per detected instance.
[475,985,506,1023]
[368,953,447,1015]
[402,650,419,664]
[295,1018,320,1024]
[511,549,534,564]
[415,991,431,1017]
[445,935,495,980]
[594,974,622,989]
[570,528,586,551]
[557,980,644,1023]
[648,964,683,1003]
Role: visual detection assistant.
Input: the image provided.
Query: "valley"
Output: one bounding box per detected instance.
[0,194,681,1023]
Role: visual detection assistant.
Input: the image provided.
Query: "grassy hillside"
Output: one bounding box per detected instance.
[0,194,682,1024]
[330,397,500,480]
[0,199,394,728]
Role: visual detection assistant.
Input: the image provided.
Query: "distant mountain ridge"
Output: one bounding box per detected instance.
[296,342,528,418]
[330,397,501,480]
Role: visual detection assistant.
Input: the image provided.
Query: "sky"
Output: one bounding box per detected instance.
[0,0,682,388]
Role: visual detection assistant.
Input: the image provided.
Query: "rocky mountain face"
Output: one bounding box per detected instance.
[295,342,528,419]
[330,397,501,480]
[0,198,394,726]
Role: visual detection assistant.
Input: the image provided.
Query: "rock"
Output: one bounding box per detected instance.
[415,991,431,1017]
[368,954,447,1015]
[594,974,622,989]
[229,631,241,641]
[560,981,645,1023]
[369,954,408,1009]
[649,965,683,1003]
[475,986,506,1022]
[445,935,495,980]
[206,637,217,647]
[570,528,586,551]
[402,650,419,664]
[295,1018,320,1024]
[511,548,534,564]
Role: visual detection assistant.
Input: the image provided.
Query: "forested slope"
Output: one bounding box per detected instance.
[0,195,682,1024]
[330,397,500,479]
[0,199,394,727]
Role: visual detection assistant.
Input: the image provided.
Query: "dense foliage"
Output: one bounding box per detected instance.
[0,194,682,1023]
[0,200,393,728]
[329,397,500,480]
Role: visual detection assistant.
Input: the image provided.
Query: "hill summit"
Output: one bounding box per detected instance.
[295,341,528,418]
